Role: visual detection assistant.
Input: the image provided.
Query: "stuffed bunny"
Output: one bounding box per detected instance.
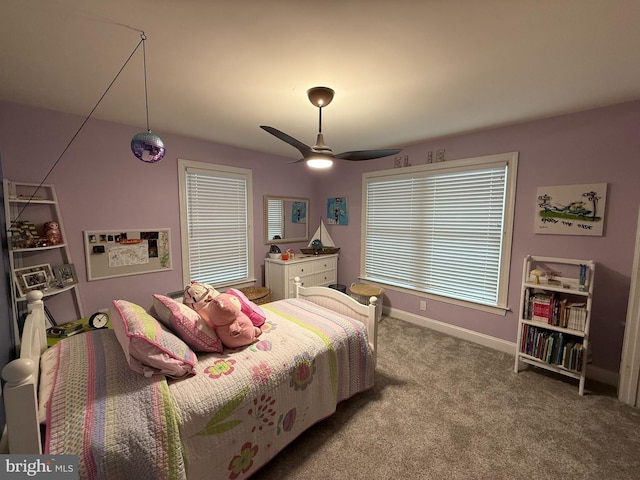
[202,293,262,348]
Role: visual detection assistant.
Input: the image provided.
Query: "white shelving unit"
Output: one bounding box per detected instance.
[514,255,595,395]
[4,180,83,347]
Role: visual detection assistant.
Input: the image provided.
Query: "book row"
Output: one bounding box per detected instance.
[523,288,587,330]
[520,324,584,372]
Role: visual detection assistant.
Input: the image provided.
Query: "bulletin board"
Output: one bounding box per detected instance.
[84,228,171,281]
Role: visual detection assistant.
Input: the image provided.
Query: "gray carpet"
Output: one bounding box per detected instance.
[252,317,640,479]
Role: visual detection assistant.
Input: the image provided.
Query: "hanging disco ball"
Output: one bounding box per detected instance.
[131,131,166,163]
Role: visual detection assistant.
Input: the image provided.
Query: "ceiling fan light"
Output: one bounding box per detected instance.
[306,157,334,169]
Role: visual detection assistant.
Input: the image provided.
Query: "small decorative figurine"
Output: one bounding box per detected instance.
[44,221,62,245]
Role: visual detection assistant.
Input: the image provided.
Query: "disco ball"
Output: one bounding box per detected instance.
[131,131,166,163]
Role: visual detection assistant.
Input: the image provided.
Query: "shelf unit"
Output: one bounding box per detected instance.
[4,180,84,348]
[514,255,595,395]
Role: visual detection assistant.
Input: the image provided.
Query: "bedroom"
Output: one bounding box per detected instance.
[1,1,640,478]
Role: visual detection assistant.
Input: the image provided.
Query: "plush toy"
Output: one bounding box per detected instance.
[183,281,219,312]
[44,221,62,245]
[201,293,262,348]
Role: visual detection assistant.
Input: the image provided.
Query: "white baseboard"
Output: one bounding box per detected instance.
[384,306,619,387]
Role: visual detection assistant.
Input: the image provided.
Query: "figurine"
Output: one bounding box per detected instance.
[44,221,62,245]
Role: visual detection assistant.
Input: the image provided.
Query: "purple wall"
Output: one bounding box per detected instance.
[318,100,640,373]
[1,99,639,374]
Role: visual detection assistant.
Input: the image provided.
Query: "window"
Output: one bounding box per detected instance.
[266,198,284,241]
[362,152,517,312]
[178,159,254,288]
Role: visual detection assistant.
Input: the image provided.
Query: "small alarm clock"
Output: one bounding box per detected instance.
[88,310,110,329]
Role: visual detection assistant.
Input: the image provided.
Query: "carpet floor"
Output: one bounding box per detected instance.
[251,317,640,480]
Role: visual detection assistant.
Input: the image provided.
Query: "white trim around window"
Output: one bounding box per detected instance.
[361,152,518,314]
[178,159,254,289]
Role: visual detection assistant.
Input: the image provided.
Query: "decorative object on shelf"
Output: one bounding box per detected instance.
[260,86,402,169]
[327,197,348,225]
[8,220,39,249]
[530,269,543,284]
[44,221,62,245]
[268,244,281,259]
[535,183,607,236]
[300,219,340,255]
[53,263,78,287]
[13,263,54,298]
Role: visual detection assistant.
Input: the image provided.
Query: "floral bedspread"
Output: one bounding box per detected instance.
[168,298,375,480]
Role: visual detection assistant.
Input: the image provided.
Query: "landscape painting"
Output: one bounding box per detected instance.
[534,183,607,236]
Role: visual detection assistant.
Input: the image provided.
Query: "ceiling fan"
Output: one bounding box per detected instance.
[260,86,402,169]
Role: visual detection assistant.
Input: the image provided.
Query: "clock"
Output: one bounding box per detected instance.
[88,311,109,329]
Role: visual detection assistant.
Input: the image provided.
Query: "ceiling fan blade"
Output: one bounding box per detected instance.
[335,148,403,161]
[286,158,306,164]
[260,125,313,157]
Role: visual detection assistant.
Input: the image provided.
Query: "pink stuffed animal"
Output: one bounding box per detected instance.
[183,281,219,312]
[202,293,262,348]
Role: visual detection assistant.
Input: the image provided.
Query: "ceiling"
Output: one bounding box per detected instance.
[2,0,640,161]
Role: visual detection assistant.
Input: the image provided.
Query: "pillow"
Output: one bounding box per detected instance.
[226,288,266,327]
[152,294,223,353]
[112,299,197,378]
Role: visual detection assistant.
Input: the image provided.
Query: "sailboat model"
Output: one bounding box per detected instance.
[301,218,341,255]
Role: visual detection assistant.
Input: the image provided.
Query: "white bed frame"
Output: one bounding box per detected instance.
[1,281,378,455]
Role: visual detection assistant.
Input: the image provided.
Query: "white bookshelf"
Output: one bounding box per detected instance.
[514,255,595,395]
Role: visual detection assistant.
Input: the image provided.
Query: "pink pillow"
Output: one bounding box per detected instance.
[112,299,197,378]
[226,288,266,327]
[152,294,223,353]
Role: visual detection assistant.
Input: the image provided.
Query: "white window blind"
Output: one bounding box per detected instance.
[179,160,253,287]
[267,198,284,241]
[363,155,515,308]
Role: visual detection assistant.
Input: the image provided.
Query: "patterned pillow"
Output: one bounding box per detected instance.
[152,294,223,353]
[226,288,266,327]
[112,299,197,378]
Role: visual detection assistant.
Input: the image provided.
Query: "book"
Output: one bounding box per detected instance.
[532,294,552,323]
[47,320,85,338]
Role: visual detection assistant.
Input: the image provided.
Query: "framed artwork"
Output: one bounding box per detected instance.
[534,183,607,236]
[13,263,53,297]
[291,201,307,224]
[327,197,348,225]
[53,263,78,287]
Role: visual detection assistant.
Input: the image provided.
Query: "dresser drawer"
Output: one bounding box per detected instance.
[311,256,337,273]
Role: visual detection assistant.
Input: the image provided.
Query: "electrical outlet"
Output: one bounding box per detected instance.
[419,300,427,311]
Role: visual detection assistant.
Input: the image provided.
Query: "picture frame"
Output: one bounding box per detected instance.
[13,263,53,298]
[53,263,78,287]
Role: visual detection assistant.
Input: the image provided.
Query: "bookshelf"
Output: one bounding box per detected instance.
[4,180,84,349]
[514,255,595,395]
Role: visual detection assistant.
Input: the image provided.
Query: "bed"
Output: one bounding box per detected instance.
[1,279,378,479]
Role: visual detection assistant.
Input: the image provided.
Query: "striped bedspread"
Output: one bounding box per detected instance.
[44,298,374,480]
[169,298,374,480]
[45,329,186,480]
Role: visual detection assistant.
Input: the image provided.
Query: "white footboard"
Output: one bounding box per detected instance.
[294,277,378,358]
[1,291,47,453]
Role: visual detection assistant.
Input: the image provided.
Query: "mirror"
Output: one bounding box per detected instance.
[264,195,309,244]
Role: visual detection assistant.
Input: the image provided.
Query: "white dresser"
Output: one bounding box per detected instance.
[265,254,338,300]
